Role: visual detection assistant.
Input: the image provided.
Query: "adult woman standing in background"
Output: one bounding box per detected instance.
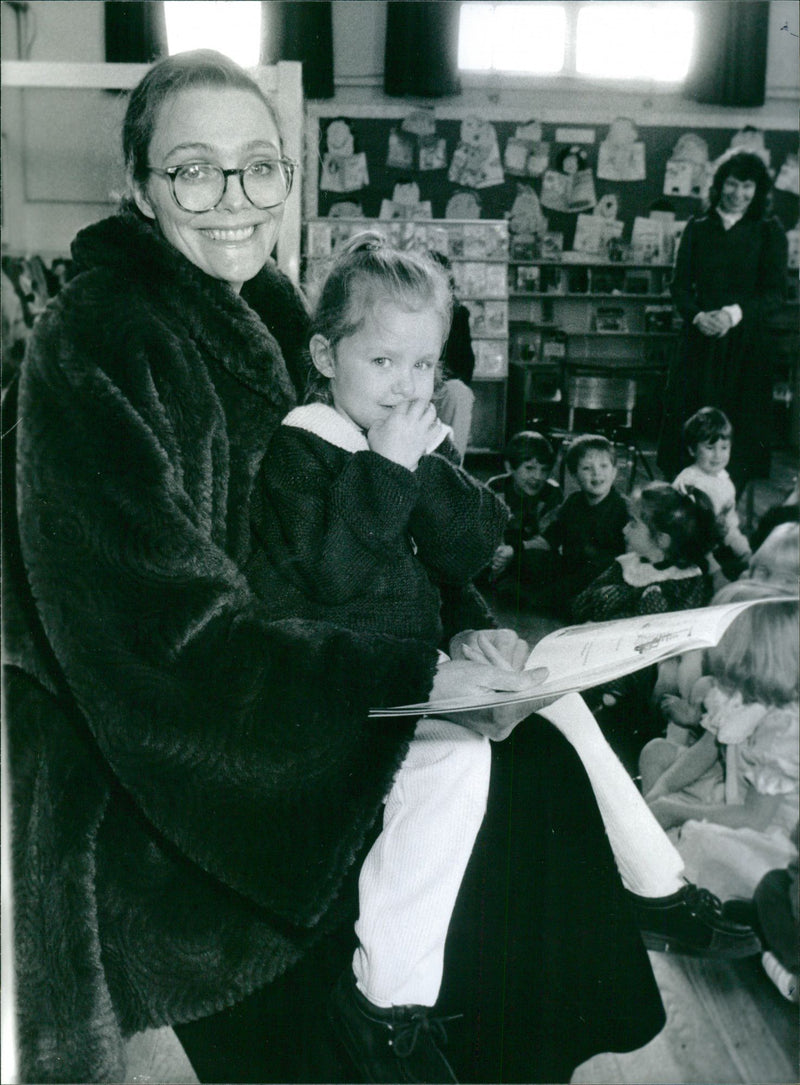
[3,50,666,1083]
[658,151,788,488]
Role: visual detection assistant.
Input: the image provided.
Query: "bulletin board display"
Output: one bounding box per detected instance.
[308,113,799,253]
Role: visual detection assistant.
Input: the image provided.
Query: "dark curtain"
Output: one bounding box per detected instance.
[104,1,166,63]
[261,1,334,99]
[684,1,769,107]
[104,1,333,100]
[384,1,462,97]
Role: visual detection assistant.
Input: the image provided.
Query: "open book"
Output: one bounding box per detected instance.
[368,598,786,718]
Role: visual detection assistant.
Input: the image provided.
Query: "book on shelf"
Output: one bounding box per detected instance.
[592,305,628,332]
[368,599,785,717]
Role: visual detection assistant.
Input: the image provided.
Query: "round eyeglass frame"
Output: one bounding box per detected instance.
[146,158,297,213]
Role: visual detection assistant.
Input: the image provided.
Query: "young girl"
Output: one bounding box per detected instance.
[248,232,528,1081]
[571,481,720,623]
[641,596,799,902]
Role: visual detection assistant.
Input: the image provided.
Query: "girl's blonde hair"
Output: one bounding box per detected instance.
[705,590,799,707]
[305,231,452,404]
[746,522,799,595]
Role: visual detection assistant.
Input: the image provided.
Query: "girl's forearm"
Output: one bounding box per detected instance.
[652,791,781,832]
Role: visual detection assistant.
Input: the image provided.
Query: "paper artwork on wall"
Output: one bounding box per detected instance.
[401,109,437,140]
[445,191,482,219]
[728,125,771,167]
[786,225,799,270]
[630,216,665,262]
[597,118,646,181]
[320,119,369,193]
[573,213,624,256]
[505,184,548,259]
[503,119,549,178]
[386,128,415,170]
[775,154,799,195]
[663,133,710,200]
[379,181,432,221]
[448,117,505,190]
[419,138,447,172]
[327,201,364,218]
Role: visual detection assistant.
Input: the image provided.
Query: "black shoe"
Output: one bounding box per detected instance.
[629,882,763,959]
[328,970,459,1083]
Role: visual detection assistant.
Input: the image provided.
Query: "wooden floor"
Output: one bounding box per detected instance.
[573,952,798,1085]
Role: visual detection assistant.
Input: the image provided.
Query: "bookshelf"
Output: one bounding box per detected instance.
[303,218,510,453]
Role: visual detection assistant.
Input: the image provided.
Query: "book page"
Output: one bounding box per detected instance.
[368,599,784,718]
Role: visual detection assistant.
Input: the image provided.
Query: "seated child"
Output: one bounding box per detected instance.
[655,524,800,745]
[572,482,718,623]
[249,232,524,1083]
[746,521,799,595]
[484,430,562,596]
[528,434,628,617]
[641,592,799,902]
[673,407,751,581]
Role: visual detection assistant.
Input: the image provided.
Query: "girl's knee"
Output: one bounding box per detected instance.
[639,737,678,783]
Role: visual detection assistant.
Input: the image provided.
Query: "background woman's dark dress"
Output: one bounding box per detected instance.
[658,212,787,487]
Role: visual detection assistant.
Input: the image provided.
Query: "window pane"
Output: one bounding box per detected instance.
[165,1,262,68]
[576,2,694,81]
[459,3,495,71]
[494,3,566,73]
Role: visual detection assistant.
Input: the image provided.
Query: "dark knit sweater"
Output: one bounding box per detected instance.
[248,404,507,649]
[3,211,445,1083]
[571,553,713,622]
[543,487,628,591]
[487,473,562,548]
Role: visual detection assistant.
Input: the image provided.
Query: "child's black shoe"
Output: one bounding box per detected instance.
[328,970,459,1083]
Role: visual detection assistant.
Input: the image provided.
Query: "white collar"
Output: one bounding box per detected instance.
[282,402,452,455]
[717,207,744,230]
[616,551,701,586]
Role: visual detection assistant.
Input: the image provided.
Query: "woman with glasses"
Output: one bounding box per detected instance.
[4,50,668,1084]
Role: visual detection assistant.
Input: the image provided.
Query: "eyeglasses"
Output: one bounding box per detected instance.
[146,158,297,213]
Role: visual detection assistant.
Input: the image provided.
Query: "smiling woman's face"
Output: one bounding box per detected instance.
[134,86,284,291]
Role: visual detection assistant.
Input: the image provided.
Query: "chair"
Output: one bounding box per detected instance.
[557,369,654,491]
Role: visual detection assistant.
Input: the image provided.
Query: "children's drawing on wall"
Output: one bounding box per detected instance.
[573,193,623,256]
[448,117,505,189]
[775,153,799,195]
[506,184,548,259]
[320,119,369,193]
[662,133,710,200]
[445,190,482,220]
[327,201,364,219]
[419,137,447,172]
[597,118,646,182]
[727,125,772,167]
[379,181,432,221]
[541,145,597,213]
[386,127,415,170]
[503,120,550,178]
[787,222,799,269]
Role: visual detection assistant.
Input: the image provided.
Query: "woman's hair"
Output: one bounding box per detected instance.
[123,49,281,187]
[683,406,732,450]
[564,434,616,475]
[708,150,772,220]
[305,231,452,403]
[636,481,720,567]
[705,594,799,707]
[746,521,800,595]
[504,430,556,470]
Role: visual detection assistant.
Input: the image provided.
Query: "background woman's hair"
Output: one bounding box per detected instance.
[305,231,452,404]
[123,49,282,187]
[638,481,720,567]
[705,597,799,707]
[708,150,773,220]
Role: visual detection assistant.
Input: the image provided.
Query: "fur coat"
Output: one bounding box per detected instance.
[3,210,444,1082]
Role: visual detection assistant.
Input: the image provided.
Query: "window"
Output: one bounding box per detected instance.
[458,2,696,83]
[164,1,262,68]
[459,3,566,74]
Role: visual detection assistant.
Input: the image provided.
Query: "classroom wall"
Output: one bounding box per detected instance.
[2,0,798,256]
